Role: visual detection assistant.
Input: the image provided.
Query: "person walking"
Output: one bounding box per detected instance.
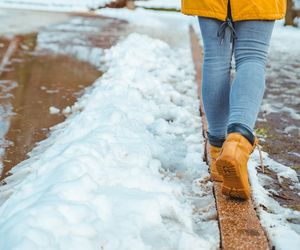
[181,1,287,199]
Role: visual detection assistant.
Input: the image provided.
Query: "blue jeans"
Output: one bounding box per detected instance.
[198,17,274,140]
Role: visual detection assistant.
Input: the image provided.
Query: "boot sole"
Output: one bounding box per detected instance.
[216,157,250,200]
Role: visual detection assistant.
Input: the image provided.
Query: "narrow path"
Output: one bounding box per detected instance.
[189,26,270,250]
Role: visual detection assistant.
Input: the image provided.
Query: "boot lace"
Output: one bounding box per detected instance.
[254,137,265,173]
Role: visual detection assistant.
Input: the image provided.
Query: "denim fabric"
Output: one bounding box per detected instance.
[198,17,274,139]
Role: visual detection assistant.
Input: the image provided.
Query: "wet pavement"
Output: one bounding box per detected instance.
[0,10,128,181]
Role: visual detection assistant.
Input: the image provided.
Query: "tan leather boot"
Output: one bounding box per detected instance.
[215,133,258,199]
[209,144,223,182]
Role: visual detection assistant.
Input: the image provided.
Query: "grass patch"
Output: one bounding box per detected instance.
[139,7,180,12]
[255,127,268,137]
[291,165,300,171]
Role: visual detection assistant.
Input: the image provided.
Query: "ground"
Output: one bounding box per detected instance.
[0,1,299,250]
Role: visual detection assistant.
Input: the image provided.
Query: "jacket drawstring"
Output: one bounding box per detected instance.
[257,143,265,173]
[217,0,237,45]
[217,17,237,45]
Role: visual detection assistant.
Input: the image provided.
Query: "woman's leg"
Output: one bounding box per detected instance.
[229,20,275,132]
[216,20,275,199]
[198,17,233,146]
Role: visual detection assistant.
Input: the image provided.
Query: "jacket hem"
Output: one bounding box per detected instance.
[181,8,227,21]
[232,13,285,21]
[181,8,285,21]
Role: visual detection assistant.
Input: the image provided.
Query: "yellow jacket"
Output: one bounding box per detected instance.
[181,0,287,21]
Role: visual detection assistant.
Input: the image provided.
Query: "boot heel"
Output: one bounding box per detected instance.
[215,132,255,200]
[216,157,250,199]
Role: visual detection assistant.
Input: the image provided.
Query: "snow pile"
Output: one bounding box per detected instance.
[0,33,218,250]
[135,0,181,10]
[0,0,112,11]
